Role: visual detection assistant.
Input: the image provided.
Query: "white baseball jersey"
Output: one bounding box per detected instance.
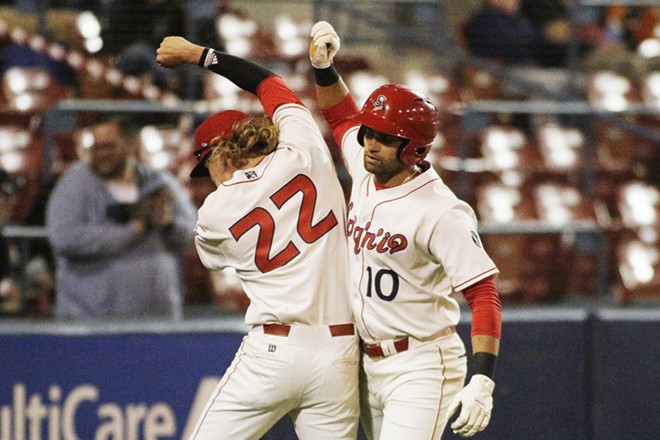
[190,76,359,440]
[194,101,353,327]
[335,124,499,343]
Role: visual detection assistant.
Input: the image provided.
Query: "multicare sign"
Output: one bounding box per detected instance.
[0,329,244,440]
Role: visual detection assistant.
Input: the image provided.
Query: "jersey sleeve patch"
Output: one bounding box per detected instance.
[429,207,499,291]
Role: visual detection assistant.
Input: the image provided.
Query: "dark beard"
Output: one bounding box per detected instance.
[91,159,128,180]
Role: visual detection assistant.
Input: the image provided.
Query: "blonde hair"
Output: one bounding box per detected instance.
[208,117,279,168]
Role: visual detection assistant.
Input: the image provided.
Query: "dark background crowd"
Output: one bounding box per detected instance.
[0,0,659,319]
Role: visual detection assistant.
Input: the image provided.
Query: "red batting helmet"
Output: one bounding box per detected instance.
[353,84,439,166]
[190,110,250,178]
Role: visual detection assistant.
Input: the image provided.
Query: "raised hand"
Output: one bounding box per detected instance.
[309,21,340,69]
[157,36,204,68]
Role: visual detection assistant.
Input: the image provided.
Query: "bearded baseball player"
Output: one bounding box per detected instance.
[309,22,503,439]
[157,36,359,440]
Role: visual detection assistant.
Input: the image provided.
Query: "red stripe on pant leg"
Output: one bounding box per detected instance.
[430,346,447,440]
[190,337,249,440]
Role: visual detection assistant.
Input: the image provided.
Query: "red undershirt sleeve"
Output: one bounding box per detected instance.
[255,76,304,119]
[462,275,502,339]
[319,94,360,131]
[318,94,361,151]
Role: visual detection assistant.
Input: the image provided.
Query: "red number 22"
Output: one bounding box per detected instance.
[229,174,338,273]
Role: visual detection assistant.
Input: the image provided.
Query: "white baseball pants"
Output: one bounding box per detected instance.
[360,331,467,440]
[188,323,360,440]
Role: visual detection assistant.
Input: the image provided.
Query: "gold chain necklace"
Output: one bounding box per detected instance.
[401,166,420,185]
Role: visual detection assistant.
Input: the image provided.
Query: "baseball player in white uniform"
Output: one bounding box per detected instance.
[308,22,503,439]
[157,36,359,440]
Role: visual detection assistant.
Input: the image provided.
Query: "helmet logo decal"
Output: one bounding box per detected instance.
[373,94,387,110]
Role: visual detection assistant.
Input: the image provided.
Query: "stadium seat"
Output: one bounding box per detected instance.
[594,122,637,172]
[617,180,660,230]
[476,182,536,224]
[640,71,660,109]
[481,232,562,303]
[587,70,641,111]
[216,11,271,60]
[138,123,194,175]
[0,125,44,223]
[272,14,313,61]
[637,71,660,128]
[476,182,561,302]
[614,238,660,303]
[461,65,502,101]
[0,125,32,172]
[479,125,544,176]
[533,181,601,296]
[608,180,660,303]
[476,176,606,301]
[201,73,263,114]
[533,182,598,224]
[2,67,69,112]
[535,123,585,173]
[346,70,392,107]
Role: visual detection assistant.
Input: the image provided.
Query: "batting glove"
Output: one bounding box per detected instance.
[448,374,495,437]
[309,21,340,69]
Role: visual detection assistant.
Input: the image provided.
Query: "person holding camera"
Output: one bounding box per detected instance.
[46,116,197,320]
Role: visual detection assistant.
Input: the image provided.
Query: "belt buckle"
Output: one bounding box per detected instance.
[363,337,409,358]
[379,339,400,357]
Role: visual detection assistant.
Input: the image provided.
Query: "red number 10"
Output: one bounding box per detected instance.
[229,174,338,273]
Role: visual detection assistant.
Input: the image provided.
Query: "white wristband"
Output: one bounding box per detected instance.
[201,48,217,69]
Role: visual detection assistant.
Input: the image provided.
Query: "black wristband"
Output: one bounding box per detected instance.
[198,47,211,67]
[472,352,497,379]
[313,65,340,87]
[203,51,272,94]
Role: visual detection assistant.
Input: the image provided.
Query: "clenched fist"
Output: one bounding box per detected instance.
[309,21,340,69]
[156,36,205,68]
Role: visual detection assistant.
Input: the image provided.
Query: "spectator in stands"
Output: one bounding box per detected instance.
[463,0,612,96]
[519,0,581,68]
[520,1,651,72]
[98,0,222,96]
[22,175,60,317]
[0,43,78,90]
[0,169,22,316]
[95,0,184,92]
[463,0,542,67]
[46,116,197,320]
[0,1,80,92]
[462,0,573,99]
[0,169,55,317]
[579,5,657,81]
[464,0,604,66]
[599,5,660,51]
